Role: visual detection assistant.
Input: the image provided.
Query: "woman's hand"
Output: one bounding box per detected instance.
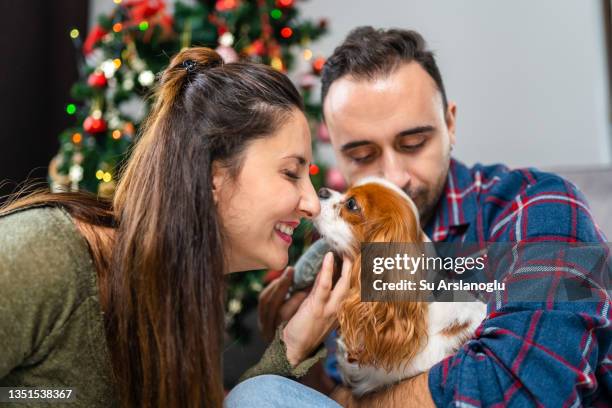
[282,252,352,366]
[258,267,310,343]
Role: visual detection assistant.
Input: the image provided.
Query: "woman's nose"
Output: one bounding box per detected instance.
[299,181,321,219]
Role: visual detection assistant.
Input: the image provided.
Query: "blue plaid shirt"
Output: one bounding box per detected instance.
[325,158,612,407]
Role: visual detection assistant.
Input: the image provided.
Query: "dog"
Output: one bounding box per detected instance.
[313,176,487,396]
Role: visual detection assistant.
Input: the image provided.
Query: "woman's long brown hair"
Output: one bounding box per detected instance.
[1,47,304,407]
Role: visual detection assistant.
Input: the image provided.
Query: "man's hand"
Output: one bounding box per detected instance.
[258,267,309,342]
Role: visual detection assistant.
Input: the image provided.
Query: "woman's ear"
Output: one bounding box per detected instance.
[211,161,226,205]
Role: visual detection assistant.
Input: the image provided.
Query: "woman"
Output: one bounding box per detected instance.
[0,47,349,407]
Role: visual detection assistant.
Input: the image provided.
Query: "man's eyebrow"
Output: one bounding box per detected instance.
[283,155,308,165]
[340,126,437,151]
[397,125,436,137]
[340,140,373,151]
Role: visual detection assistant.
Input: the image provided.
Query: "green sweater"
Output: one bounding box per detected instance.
[0,206,324,407]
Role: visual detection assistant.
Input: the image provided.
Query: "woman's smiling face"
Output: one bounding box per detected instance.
[214,108,320,273]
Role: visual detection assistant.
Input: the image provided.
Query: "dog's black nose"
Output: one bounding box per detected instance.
[318,187,331,199]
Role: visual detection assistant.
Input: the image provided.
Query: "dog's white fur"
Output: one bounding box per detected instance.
[336,301,486,396]
[314,177,487,396]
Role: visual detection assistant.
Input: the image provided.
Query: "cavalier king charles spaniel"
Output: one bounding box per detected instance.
[313,176,487,396]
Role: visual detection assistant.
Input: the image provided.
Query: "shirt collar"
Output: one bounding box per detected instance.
[424,158,478,241]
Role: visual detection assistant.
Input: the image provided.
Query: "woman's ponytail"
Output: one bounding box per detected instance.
[108,47,227,408]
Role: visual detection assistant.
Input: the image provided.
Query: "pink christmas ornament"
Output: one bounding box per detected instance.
[299,73,317,90]
[215,45,239,63]
[317,121,330,142]
[325,167,346,191]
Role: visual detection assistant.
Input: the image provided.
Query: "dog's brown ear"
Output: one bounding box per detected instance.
[338,199,429,371]
[339,287,428,371]
[338,239,429,372]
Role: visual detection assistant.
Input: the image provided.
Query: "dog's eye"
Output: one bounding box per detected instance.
[345,197,359,212]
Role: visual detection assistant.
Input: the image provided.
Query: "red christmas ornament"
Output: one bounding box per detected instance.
[276,0,294,8]
[87,72,107,88]
[280,27,293,38]
[312,57,326,75]
[83,116,107,134]
[325,168,347,191]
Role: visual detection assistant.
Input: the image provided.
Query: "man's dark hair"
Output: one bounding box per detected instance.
[321,26,448,113]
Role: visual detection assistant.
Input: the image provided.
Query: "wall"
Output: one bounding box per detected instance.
[0,0,88,202]
[298,0,611,169]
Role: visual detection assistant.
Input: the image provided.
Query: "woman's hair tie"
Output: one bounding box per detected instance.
[181,59,197,73]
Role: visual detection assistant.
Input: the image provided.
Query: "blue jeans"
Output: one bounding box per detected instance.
[225,375,342,408]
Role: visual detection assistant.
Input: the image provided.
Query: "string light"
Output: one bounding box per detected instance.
[138,70,155,87]
[278,0,293,7]
[113,0,122,4]
[72,133,82,144]
[66,104,76,115]
[270,9,282,19]
[96,170,104,180]
[303,49,313,61]
[219,32,235,47]
[271,57,283,71]
[113,58,122,69]
[69,28,80,39]
[112,130,122,139]
[250,281,263,292]
[139,21,149,31]
[280,27,293,38]
[216,0,237,11]
[309,164,320,176]
[103,172,112,182]
[112,23,122,33]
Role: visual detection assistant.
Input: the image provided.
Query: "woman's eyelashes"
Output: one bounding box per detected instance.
[283,169,300,180]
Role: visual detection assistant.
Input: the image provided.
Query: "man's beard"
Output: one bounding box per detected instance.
[410,177,446,227]
[403,166,450,227]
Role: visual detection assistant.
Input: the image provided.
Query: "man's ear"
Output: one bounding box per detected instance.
[445,102,457,147]
[211,161,227,204]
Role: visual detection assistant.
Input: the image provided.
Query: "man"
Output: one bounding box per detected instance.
[259,27,611,406]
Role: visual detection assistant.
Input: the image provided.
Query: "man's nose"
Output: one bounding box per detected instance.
[384,172,410,189]
[382,159,411,189]
[318,187,331,200]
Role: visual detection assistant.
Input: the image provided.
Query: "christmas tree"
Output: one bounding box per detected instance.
[50,0,346,340]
